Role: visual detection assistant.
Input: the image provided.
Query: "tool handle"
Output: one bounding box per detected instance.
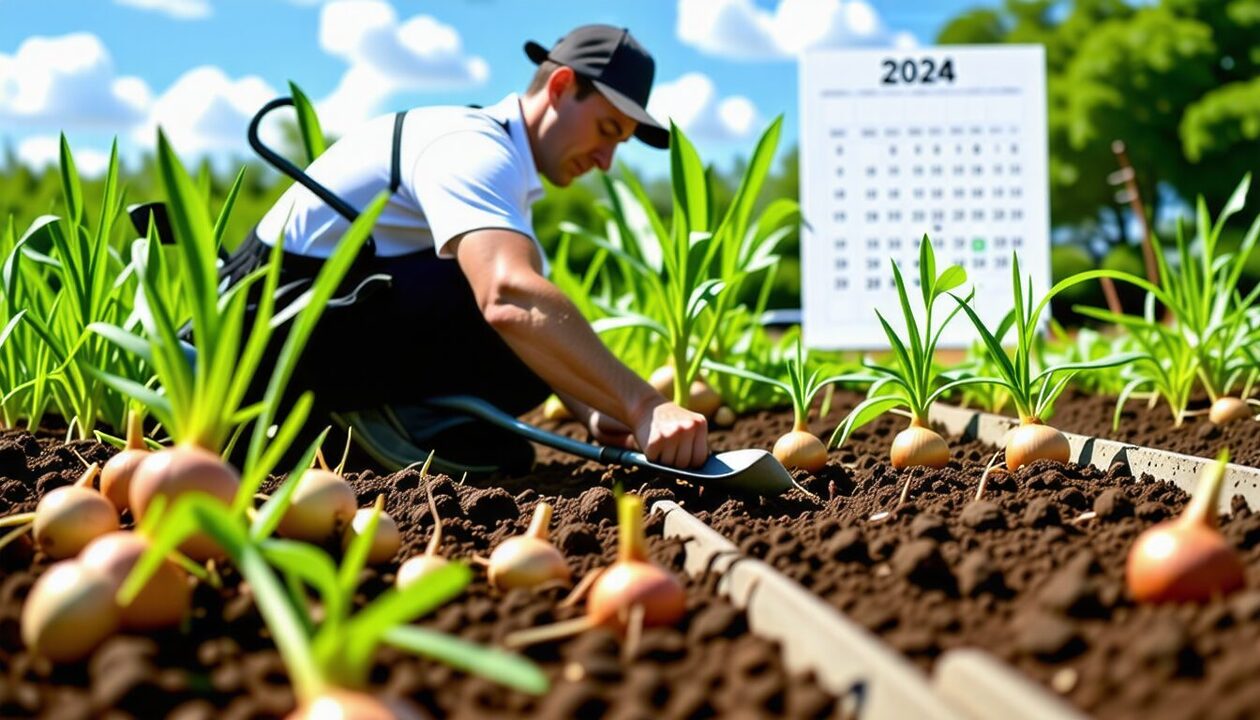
[426,395,650,469]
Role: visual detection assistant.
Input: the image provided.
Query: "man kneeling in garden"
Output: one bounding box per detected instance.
[223,24,707,475]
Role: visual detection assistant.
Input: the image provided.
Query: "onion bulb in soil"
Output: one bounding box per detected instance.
[33,464,120,560]
[1127,454,1245,603]
[487,502,569,590]
[286,689,428,720]
[398,549,453,587]
[890,420,949,469]
[587,494,685,632]
[1209,397,1252,425]
[504,494,684,650]
[713,406,736,429]
[649,366,722,417]
[80,531,190,631]
[1004,420,1070,471]
[542,395,571,421]
[129,444,240,560]
[21,560,120,662]
[396,550,449,590]
[773,429,827,473]
[343,505,401,565]
[100,409,148,513]
[277,467,357,543]
[397,468,450,590]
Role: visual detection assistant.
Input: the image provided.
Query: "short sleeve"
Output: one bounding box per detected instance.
[411,130,536,260]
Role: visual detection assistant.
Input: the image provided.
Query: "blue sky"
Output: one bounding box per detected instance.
[0,0,980,179]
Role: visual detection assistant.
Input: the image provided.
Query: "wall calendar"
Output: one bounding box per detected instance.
[799,45,1049,349]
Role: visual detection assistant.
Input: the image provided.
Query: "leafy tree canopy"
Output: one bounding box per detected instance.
[938,0,1260,236]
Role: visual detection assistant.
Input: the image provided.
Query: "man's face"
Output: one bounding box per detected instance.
[538,68,636,187]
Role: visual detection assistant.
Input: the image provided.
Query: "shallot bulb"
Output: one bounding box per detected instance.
[649,366,722,417]
[397,467,450,590]
[342,503,401,565]
[1004,420,1070,471]
[100,409,149,513]
[712,406,736,429]
[1127,455,1245,603]
[587,494,685,631]
[21,560,120,662]
[286,689,428,720]
[501,494,685,651]
[129,443,240,560]
[396,554,449,589]
[772,430,827,473]
[33,464,119,559]
[890,419,949,469]
[1209,397,1252,426]
[487,502,569,590]
[80,530,190,631]
[277,468,357,543]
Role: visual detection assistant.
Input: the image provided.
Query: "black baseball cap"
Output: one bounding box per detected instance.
[525,24,669,149]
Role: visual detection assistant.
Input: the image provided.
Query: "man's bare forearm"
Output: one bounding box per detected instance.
[454,229,662,429]
[453,229,707,467]
[485,275,659,425]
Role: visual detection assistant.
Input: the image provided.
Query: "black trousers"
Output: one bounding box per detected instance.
[223,229,550,418]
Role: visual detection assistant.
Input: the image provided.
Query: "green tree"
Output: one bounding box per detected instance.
[938,1,1139,236]
[1181,78,1260,209]
[1171,0,1260,209]
[937,0,1260,238]
[1064,8,1217,224]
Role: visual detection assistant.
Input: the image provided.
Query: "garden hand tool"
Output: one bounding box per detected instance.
[427,395,798,496]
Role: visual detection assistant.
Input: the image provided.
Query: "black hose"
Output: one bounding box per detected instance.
[246,97,362,226]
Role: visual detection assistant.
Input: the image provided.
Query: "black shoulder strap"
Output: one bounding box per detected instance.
[389,106,510,195]
[390,110,406,194]
[466,104,511,134]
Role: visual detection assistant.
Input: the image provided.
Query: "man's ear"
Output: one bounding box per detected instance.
[545,65,576,105]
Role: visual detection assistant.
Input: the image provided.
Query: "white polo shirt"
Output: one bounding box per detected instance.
[255,93,547,270]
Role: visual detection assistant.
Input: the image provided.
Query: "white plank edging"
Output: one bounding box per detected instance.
[934,649,1087,720]
[654,500,969,720]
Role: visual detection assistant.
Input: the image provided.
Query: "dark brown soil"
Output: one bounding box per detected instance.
[1022,388,1260,467]
[647,392,1260,720]
[0,428,845,719]
[9,382,1258,720]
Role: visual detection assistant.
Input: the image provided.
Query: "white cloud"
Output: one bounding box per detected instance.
[315,1,488,133]
[647,73,760,142]
[0,31,281,171]
[134,66,281,161]
[0,33,151,128]
[16,136,113,178]
[678,0,915,60]
[892,31,919,49]
[113,0,212,20]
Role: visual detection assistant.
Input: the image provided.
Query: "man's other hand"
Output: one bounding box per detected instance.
[588,410,636,449]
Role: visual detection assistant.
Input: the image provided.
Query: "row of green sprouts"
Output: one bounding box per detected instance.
[694,174,1260,479]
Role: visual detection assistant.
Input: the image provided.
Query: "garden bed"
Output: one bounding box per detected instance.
[8,381,1260,719]
[622,394,1260,720]
[0,427,847,719]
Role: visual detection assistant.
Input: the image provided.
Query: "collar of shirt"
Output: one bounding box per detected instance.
[480,93,545,205]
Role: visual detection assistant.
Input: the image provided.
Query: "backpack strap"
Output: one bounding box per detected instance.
[390,110,407,195]
[389,106,509,194]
